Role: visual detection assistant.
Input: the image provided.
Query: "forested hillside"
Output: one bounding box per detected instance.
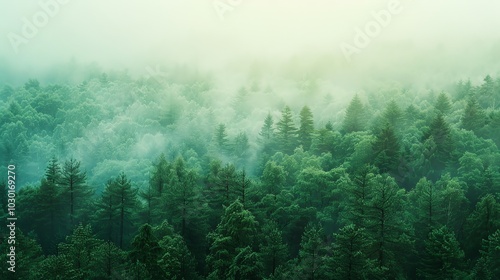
[1,72,500,279]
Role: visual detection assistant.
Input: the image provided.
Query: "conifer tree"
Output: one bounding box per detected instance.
[462,97,485,134]
[372,123,400,174]
[60,158,93,228]
[418,226,465,279]
[435,92,452,115]
[276,105,298,154]
[206,199,258,280]
[343,95,365,133]
[298,106,314,150]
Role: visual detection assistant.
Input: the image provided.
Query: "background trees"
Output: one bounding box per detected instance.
[3,74,500,279]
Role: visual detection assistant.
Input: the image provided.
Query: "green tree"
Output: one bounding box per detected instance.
[332,224,375,280]
[298,106,314,151]
[473,229,500,280]
[365,175,411,278]
[261,161,286,196]
[206,199,259,280]
[461,97,485,134]
[129,224,164,279]
[296,223,331,280]
[343,95,365,133]
[215,123,229,152]
[372,123,400,174]
[464,194,500,260]
[435,92,452,115]
[60,158,93,228]
[423,114,453,178]
[276,105,298,154]
[382,100,403,129]
[58,224,102,280]
[36,157,65,253]
[259,221,288,277]
[259,112,276,155]
[112,172,138,249]
[418,226,465,280]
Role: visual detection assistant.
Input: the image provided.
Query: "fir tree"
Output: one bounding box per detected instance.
[298,106,314,151]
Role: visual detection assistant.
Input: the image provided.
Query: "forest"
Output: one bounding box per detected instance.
[0,67,499,279]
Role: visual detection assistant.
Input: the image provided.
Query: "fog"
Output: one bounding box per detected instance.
[2,0,500,187]
[1,0,500,85]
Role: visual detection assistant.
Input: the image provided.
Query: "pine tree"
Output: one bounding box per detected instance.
[296,223,331,280]
[473,229,500,280]
[298,106,314,151]
[206,199,258,279]
[215,123,229,152]
[96,179,119,243]
[58,224,102,279]
[129,224,164,279]
[91,241,127,279]
[372,123,400,174]
[435,92,452,115]
[36,157,65,253]
[332,224,375,280]
[276,105,298,154]
[112,172,138,249]
[259,112,276,155]
[60,158,93,228]
[343,95,365,133]
[462,97,485,134]
[382,100,403,129]
[365,175,410,278]
[464,194,500,260]
[418,226,465,279]
[259,221,288,277]
[423,114,453,177]
[261,161,286,196]
[148,154,170,224]
[158,230,198,280]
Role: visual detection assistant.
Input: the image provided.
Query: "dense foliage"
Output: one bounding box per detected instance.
[1,72,500,279]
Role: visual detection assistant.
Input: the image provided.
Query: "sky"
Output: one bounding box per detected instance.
[1,0,500,84]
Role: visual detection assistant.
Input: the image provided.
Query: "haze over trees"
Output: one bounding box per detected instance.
[0,67,499,279]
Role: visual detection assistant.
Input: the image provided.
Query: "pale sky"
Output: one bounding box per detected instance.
[1,0,499,82]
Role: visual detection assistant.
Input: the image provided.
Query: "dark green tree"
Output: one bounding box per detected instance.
[298,106,314,151]
[58,224,102,280]
[464,194,500,260]
[296,223,331,280]
[60,158,93,228]
[259,221,289,277]
[473,229,500,280]
[206,199,259,280]
[418,226,465,280]
[372,123,400,174]
[332,224,375,280]
[129,224,164,279]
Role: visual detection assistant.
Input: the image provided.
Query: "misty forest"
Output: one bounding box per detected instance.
[2,1,500,280]
[1,65,500,280]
